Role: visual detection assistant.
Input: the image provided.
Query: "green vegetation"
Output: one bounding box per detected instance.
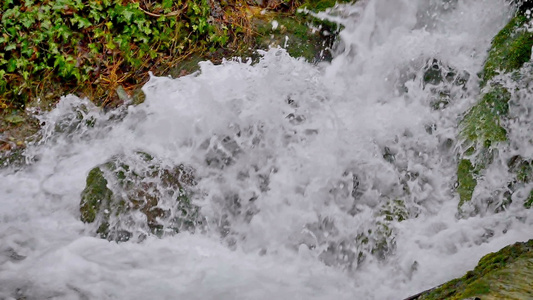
[0,0,244,109]
[253,11,339,62]
[482,14,533,85]
[460,86,510,146]
[456,8,532,208]
[416,240,533,300]
[0,0,351,110]
[457,159,477,207]
[300,0,352,11]
[456,87,511,207]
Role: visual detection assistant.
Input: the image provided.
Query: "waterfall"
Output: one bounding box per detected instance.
[1,0,532,299]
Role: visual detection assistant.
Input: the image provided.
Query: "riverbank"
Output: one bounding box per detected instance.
[1,0,348,160]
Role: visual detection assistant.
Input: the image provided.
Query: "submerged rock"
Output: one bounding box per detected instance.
[80,151,202,242]
[306,196,413,269]
[397,58,471,110]
[411,239,533,300]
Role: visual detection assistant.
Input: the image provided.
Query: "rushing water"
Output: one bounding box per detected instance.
[2,0,533,299]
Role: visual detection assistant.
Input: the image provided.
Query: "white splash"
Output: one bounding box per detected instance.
[1,0,532,299]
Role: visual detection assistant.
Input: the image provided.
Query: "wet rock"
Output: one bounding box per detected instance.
[397,58,470,110]
[307,198,412,269]
[422,59,470,110]
[80,151,202,242]
[200,135,242,169]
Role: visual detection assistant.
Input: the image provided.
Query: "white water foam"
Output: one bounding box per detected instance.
[1,0,532,299]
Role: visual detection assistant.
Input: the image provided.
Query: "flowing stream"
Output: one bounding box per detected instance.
[2,0,533,299]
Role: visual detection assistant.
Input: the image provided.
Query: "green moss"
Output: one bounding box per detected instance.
[482,14,533,85]
[300,0,354,11]
[460,86,510,146]
[456,86,511,206]
[457,159,477,207]
[80,167,112,223]
[455,10,533,212]
[416,240,533,300]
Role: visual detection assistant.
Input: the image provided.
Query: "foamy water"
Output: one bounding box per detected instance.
[1,0,533,299]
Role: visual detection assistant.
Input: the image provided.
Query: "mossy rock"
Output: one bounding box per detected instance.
[455,8,533,208]
[80,151,202,242]
[456,159,478,208]
[252,6,341,63]
[482,14,533,85]
[413,239,533,300]
[460,86,510,149]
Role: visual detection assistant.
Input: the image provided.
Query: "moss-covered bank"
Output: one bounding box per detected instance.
[410,240,533,300]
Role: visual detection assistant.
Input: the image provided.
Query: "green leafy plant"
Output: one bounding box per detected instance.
[0,0,238,108]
